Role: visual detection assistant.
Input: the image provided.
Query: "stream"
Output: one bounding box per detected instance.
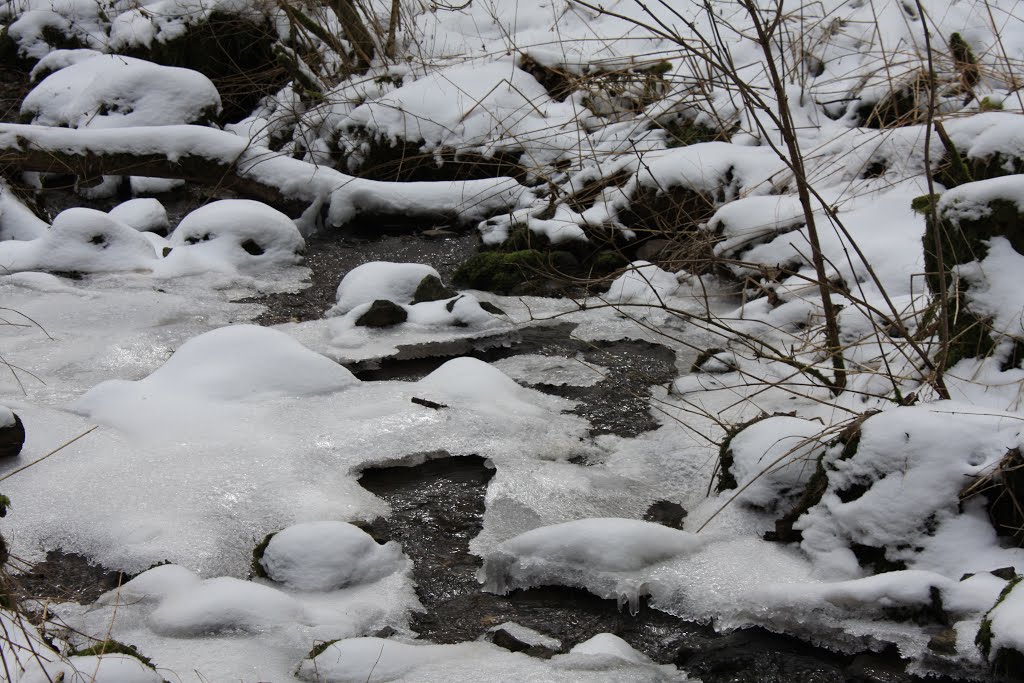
[8,187,969,683]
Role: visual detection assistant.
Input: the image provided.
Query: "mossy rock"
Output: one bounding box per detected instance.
[618,184,719,241]
[411,275,456,304]
[453,249,576,295]
[854,75,928,128]
[764,410,879,544]
[977,575,1024,677]
[356,300,408,327]
[655,114,725,148]
[125,11,284,122]
[71,639,155,669]
[922,186,1024,366]
[715,413,775,494]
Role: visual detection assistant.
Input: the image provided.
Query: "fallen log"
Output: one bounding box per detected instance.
[0,124,531,232]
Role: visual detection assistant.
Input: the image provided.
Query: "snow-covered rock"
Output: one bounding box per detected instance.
[76,324,357,415]
[0,208,160,275]
[108,198,170,234]
[259,521,407,591]
[329,262,440,316]
[22,52,221,129]
[161,200,304,275]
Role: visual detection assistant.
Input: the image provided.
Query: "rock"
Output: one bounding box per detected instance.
[479,301,506,316]
[0,410,25,458]
[635,238,671,262]
[412,274,457,304]
[355,300,408,328]
[489,628,558,659]
[643,500,687,529]
[926,628,958,655]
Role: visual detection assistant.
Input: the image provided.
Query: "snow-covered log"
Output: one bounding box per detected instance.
[0,124,532,232]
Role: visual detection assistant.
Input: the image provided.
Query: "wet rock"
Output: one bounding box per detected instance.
[355,299,408,327]
[927,629,958,656]
[643,500,687,529]
[491,628,553,657]
[412,274,457,303]
[479,301,506,316]
[0,411,25,458]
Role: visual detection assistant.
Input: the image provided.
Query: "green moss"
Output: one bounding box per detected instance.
[979,96,1003,112]
[911,194,940,216]
[591,250,629,274]
[453,250,573,295]
[251,531,276,578]
[71,640,155,669]
[949,33,980,89]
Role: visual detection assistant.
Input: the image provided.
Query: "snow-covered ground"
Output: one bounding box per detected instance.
[2,0,1024,681]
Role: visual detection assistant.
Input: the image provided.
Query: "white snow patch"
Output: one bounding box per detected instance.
[259,521,408,591]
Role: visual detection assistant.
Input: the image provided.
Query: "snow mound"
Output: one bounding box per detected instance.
[570,633,651,664]
[329,262,440,316]
[0,180,48,242]
[724,416,829,512]
[297,636,685,682]
[416,356,558,417]
[161,200,305,275]
[21,52,221,129]
[0,207,159,274]
[984,577,1024,667]
[149,576,305,636]
[20,654,164,683]
[77,324,356,415]
[0,404,14,428]
[96,564,202,607]
[259,521,408,591]
[480,518,704,612]
[605,262,679,307]
[108,198,170,234]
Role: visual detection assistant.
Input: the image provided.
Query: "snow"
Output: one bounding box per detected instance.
[0,404,14,428]
[987,579,1024,659]
[329,261,440,316]
[107,198,170,234]
[0,207,159,274]
[162,199,305,275]
[3,0,1024,679]
[76,324,358,430]
[259,521,408,591]
[724,416,829,512]
[297,636,686,682]
[480,518,704,613]
[19,654,165,683]
[22,52,221,129]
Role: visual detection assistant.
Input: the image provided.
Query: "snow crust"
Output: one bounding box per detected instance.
[297,635,685,682]
[480,518,704,613]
